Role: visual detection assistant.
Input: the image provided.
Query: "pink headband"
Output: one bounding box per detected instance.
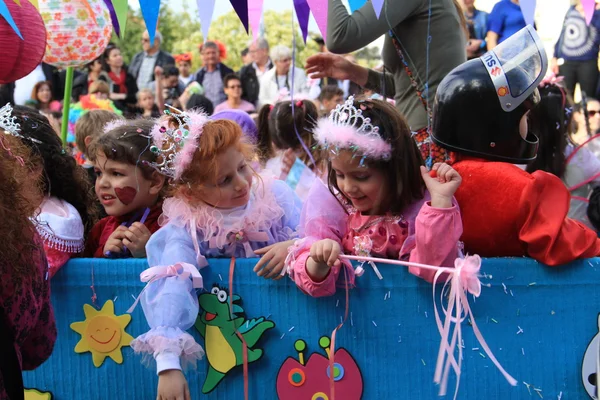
[313,97,392,161]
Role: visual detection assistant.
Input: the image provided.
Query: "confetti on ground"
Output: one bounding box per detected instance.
[288,326,295,332]
[398,336,402,343]
[113,296,118,302]
[388,290,391,299]
[491,318,498,324]
[461,340,465,349]
[421,359,426,366]
[340,316,343,325]
[534,387,543,398]
[502,283,507,294]
[551,310,555,315]
[218,274,223,281]
[384,292,388,300]
[372,320,378,327]
[266,314,271,319]
[517,308,520,316]
[131,294,136,300]
[522,348,525,355]
[528,282,537,287]
[472,347,480,351]
[523,382,532,395]
[351,312,353,327]
[510,290,514,297]
[280,333,285,340]
[517,326,524,335]
[336,299,339,307]
[479,352,486,358]
[506,276,514,280]
[557,391,562,399]
[425,311,428,318]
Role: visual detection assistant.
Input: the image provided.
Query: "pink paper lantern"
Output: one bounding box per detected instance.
[39,0,113,68]
[0,0,47,84]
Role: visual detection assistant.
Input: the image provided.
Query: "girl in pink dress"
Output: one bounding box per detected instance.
[286,97,464,297]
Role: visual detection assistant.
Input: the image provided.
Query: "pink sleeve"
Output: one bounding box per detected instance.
[286,180,355,297]
[403,201,462,283]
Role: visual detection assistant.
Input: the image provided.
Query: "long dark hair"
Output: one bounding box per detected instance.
[327,98,425,214]
[268,100,325,170]
[526,84,571,178]
[12,106,97,236]
[256,104,276,164]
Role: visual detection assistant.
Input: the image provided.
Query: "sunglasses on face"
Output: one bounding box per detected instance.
[589,110,600,117]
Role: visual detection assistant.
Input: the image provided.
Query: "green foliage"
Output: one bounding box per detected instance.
[109,5,379,72]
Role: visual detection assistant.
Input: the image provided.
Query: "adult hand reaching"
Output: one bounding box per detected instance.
[305,53,368,86]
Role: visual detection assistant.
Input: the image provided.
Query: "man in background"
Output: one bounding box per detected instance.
[239,38,273,106]
[130,31,175,90]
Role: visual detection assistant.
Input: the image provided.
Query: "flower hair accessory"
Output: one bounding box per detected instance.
[313,96,392,162]
[148,107,209,179]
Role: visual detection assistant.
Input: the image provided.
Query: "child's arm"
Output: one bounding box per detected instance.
[131,224,206,375]
[285,180,354,297]
[404,164,463,282]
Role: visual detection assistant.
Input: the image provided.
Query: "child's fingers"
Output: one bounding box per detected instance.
[420,165,432,181]
[327,246,340,267]
[253,244,274,255]
[104,244,123,254]
[256,253,275,276]
[122,238,133,248]
[265,259,284,279]
[129,223,148,238]
[185,385,191,400]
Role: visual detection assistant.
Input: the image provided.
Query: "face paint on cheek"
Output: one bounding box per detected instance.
[114,186,137,205]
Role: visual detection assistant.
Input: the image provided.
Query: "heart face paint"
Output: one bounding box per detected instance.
[114,186,138,205]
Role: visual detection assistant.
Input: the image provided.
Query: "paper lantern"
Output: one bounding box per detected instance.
[39,0,113,68]
[0,0,47,84]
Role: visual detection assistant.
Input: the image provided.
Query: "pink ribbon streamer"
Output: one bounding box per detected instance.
[209,230,269,258]
[339,254,517,398]
[127,262,203,313]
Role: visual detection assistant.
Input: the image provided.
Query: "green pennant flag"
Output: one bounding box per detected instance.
[112,0,128,37]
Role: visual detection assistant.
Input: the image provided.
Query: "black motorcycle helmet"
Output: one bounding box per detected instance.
[431,26,548,164]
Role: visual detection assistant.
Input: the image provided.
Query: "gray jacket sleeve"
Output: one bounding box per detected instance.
[364,68,396,99]
[326,0,422,54]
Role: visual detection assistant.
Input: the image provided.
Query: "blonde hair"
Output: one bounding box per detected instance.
[75,109,124,157]
[89,80,110,95]
[137,88,154,102]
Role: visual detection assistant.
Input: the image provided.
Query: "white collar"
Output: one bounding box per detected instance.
[32,197,85,253]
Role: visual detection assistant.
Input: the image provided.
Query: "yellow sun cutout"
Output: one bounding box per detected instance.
[24,388,52,400]
[70,300,134,367]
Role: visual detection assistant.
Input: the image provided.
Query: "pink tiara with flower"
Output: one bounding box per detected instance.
[148,107,209,180]
[313,96,392,161]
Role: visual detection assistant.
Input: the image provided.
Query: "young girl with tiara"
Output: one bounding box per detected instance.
[286,97,464,297]
[130,108,302,399]
[84,119,167,258]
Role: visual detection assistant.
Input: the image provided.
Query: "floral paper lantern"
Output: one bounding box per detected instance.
[39,0,113,68]
[0,0,47,84]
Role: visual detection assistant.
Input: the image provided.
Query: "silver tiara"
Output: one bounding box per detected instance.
[329,96,380,135]
[0,104,21,137]
[148,108,194,179]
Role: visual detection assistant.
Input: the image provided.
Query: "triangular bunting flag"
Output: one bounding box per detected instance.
[28,0,38,9]
[248,0,264,42]
[12,0,20,6]
[582,0,596,25]
[0,0,23,39]
[372,0,384,18]
[112,0,128,37]
[293,0,310,43]
[348,0,366,13]
[230,0,249,33]
[139,0,160,43]
[519,0,536,27]
[306,0,327,42]
[197,0,216,42]
[103,0,120,36]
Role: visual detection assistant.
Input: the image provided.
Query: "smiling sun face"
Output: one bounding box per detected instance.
[70,300,134,367]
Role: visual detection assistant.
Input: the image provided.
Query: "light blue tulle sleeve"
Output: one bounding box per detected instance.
[130,224,205,374]
[271,179,303,235]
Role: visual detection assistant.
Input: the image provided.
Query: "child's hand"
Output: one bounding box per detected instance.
[122,222,152,258]
[253,240,294,280]
[157,369,190,400]
[420,163,462,209]
[103,225,128,256]
[305,239,341,281]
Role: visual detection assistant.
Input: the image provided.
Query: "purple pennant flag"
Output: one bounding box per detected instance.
[293,0,310,43]
[139,0,160,43]
[306,0,328,42]
[197,0,216,41]
[230,0,249,33]
[248,0,264,42]
[103,0,120,37]
[582,0,596,25]
[519,0,536,27]
[371,0,384,19]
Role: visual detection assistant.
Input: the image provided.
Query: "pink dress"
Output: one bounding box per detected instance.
[286,181,463,297]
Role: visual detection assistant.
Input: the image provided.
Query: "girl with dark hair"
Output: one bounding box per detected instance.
[0,112,56,399]
[102,43,138,114]
[12,106,97,277]
[72,57,110,101]
[85,119,166,258]
[26,81,61,113]
[286,97,463,297]
[529,80,600,231]
[258,99,325,200]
